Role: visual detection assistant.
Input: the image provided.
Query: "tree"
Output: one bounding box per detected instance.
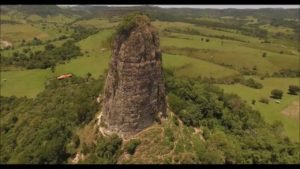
[93,134,122,163]
[50,64,56,73]
[125,139,141,155]
[202,127,210,140]
[45,44,55,51]
[259,97,269,104]
[199,147,224,164]
[271,89,283,99]
[86,72,92,81]
[242,78,263,89]
[23,48,29,53]
[271,121,284,137]
[288,85,300,95]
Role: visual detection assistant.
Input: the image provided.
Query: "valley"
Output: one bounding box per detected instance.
[0,5,299,164]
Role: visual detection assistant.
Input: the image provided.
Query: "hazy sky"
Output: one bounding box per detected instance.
[104,5,300,9]
[155,5,299,9]
[59,5,299,9]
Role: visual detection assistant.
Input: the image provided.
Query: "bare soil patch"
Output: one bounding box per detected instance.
[281,100,299,121]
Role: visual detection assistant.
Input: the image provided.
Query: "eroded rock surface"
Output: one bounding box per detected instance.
[101,15,166,138]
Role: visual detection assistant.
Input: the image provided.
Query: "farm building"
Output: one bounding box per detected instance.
[57,73,73,80]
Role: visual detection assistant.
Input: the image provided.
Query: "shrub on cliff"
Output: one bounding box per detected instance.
[116,13,150,35]
[125,139,142,155]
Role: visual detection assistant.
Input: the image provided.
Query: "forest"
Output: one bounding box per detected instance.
[0,69,299,164]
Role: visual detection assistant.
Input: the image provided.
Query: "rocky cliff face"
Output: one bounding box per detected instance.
[100,15,166,137]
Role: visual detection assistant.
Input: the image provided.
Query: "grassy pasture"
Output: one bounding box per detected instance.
[32,22,74,39]
[1,38,71,58]
[245,16,258,25]
[154,20,260,43]
[218,77,299,142]
[156,20,297,55]
[1,13,75,45]
[0,51,239,98]
[0,41,239,98]
[1,11,27,23]
[26,14,43,22]
[161,35,280,74]
[162,53,239,78]
[160,27,299,74]
[45,14,77,24]
[0,24,49,43]
[0,30,114,97]
[76,29,114,58]
[0,16,299,143]
[0,51,111,98]
[260,24,295,35]
[73,18,118,29]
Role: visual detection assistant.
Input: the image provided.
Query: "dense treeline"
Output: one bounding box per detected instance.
[0,26,101,70]
[0,75,105,163]
[150,12,269,39]
[71,26,100,41]
[216,76,263,89]
[79,134,123,164]
[1,5,73,17]
[0,20,21,24]
[0,70,299,164]
[1,40,81,69]
[164,69,299,164]
[272,69,300,78]
[4,5,298,22]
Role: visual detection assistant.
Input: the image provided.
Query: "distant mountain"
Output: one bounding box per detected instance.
[1,5,298,24]
[63,5,299,20]
[1,5,75,16]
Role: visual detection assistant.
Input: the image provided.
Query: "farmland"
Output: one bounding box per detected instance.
[0,5,299,164]
[1,8,298,129]
[218,77,299,142]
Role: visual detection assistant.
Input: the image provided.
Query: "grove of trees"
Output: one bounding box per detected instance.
[288,85,300,95]
[1,40,81,69]
[271,89,283,99]
[0,75,106,163]
[164,69,299,164]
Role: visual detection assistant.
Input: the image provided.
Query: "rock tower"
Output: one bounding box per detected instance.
[100,14,166,138]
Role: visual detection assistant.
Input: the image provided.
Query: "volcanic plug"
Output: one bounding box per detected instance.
[100,15,167,137]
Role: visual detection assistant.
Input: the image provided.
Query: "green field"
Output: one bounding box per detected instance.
[1,29,115,98]
[260,24,294,35]
[1,11,299,144]
[1,51,238,98]
[1,6,300,164]
[160,32,298,74]
[73,18,118,29]
[163,53,239,78]
[1,38,71,58]
[0,51,111,98]
[218,77,299,142]
[0,23,49,43]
